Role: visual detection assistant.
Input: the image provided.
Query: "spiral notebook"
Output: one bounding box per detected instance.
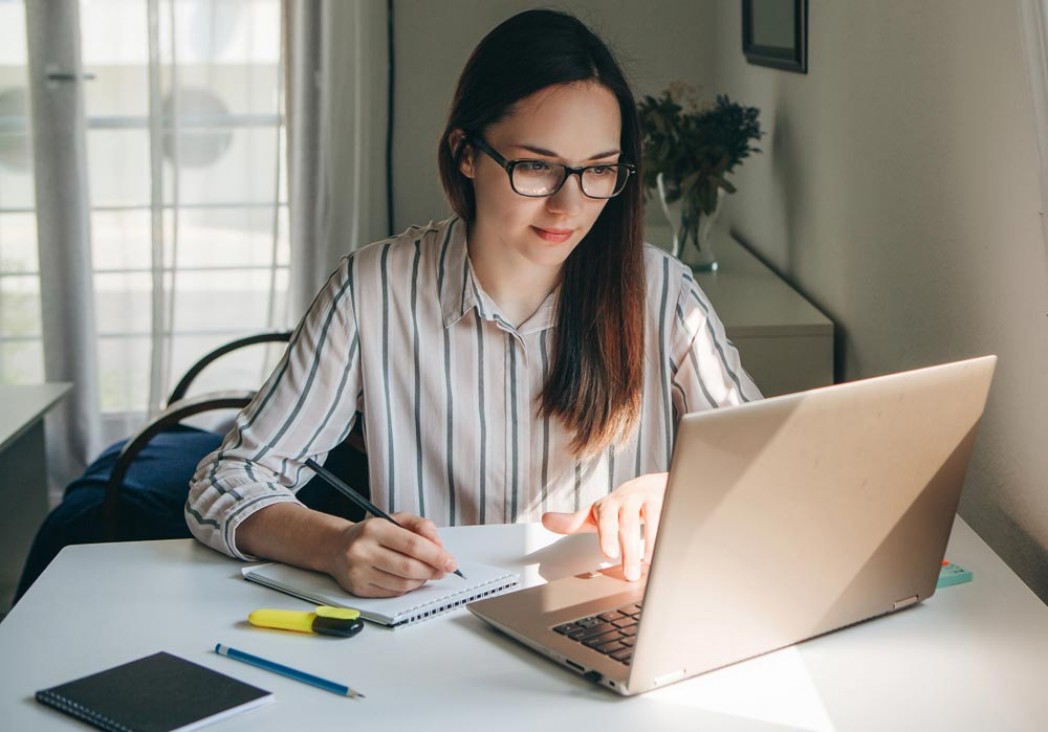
[242,560,519,627]
[35,651,273,732]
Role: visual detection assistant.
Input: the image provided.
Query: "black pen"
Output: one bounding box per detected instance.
[304,458,467,579]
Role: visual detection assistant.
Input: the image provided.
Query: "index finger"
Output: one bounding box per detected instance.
[379,518,457,575]
[618,499,643,582]
[393,512,445,546]
[641,497,662,566]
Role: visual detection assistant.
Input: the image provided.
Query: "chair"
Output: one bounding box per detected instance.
[15,332,370,603]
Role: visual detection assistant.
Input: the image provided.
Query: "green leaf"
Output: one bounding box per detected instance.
[638,86,762,199]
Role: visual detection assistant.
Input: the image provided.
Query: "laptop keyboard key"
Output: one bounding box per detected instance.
[595,639,627,654]
[552,604,643,666]
[583,630,623,648]
[574,622,617,640]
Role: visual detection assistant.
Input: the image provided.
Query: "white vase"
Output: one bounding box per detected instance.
[656,173,722,272]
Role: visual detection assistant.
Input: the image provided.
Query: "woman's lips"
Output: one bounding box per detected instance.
[532,226,574,243]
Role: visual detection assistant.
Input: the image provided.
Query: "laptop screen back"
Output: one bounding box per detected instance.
[627,356,996,691]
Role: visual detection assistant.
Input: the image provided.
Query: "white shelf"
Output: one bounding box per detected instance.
[0,383,71,611]
[0,383,71,452]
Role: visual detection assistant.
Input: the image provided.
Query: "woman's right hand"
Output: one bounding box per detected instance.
[326,513,460,597]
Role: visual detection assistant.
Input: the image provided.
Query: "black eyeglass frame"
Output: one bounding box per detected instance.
[467,135,635,200]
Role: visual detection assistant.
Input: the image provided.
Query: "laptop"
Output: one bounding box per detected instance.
[468,355,996,695]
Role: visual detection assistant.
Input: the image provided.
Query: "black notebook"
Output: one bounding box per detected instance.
[35,651,274,732]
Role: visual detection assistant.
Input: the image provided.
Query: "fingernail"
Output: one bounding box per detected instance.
[445,559,457,572]
[604,542,619,559]
[625,565,639,581]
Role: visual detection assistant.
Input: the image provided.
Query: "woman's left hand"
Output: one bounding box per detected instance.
[541,472,668,582]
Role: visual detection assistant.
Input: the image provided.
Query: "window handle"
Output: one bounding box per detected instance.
[44,64,96,88]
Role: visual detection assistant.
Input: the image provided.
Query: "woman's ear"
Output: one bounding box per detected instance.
[450,129,475,179]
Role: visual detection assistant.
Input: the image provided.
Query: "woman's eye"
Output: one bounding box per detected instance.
[588,166,613,176]
[518,161,553,174]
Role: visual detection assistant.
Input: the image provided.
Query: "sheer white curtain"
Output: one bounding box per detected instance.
[286,0,390,320]
[0,5,40,388]
[23,0,104,489]
[286,0,326,319]
[9,0,290,493]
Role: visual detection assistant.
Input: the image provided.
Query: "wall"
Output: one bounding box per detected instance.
[381,1,1048,600]
[708,0,1048,600]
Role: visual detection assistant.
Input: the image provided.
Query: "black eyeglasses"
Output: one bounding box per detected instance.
[468,135,634,199]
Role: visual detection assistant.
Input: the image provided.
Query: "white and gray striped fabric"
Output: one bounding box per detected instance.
[186,217,761,559]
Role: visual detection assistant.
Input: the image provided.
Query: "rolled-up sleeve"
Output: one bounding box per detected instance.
[186,257,362,559]
[669,269,763,416]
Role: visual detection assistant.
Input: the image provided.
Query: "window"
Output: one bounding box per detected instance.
[1,0,289,426]
[0,1,43,385]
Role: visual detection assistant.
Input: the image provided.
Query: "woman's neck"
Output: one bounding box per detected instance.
[467,230,562,328]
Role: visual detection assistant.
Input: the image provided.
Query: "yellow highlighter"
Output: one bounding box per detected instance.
[249,606,364,638]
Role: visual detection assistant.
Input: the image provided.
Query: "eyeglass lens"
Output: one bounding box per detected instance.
[511,161,629,198]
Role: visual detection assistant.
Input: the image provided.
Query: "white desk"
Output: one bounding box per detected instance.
[0,383,72,611]
[647,224,835,397]
[2,519,1047,730]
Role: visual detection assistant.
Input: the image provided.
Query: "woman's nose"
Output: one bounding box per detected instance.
[545,172,585,215]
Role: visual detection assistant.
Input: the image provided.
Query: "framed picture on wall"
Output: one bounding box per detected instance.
[742,0,808,73]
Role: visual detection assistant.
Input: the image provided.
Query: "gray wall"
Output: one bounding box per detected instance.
[381,1,1048,600]
[705,0,1048,601]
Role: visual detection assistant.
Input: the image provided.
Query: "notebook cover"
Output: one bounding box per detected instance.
[35,651,273,732]
[242,559,520,627]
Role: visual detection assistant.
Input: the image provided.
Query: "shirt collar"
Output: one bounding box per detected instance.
[438,218,558,335]
[438,218,476,328]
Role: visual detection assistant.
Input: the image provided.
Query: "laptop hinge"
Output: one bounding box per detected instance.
[893,594,919,611]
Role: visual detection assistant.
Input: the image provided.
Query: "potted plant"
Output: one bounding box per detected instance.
[638,83,763,270]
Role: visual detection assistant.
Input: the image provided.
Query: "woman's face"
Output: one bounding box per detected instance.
[461,81,622,271]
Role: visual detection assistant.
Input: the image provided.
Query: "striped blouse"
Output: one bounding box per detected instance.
[186,217,762,559]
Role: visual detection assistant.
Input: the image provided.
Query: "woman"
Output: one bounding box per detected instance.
[186,9,760,597]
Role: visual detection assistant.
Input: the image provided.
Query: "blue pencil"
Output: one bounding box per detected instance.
[214,643,365,699]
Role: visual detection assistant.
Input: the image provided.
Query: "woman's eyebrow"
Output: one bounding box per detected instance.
[515,143,621,161]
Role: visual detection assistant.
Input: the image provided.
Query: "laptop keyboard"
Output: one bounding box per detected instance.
[552,602,642,665]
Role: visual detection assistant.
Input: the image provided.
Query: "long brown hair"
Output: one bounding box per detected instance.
[438,9,645,456]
